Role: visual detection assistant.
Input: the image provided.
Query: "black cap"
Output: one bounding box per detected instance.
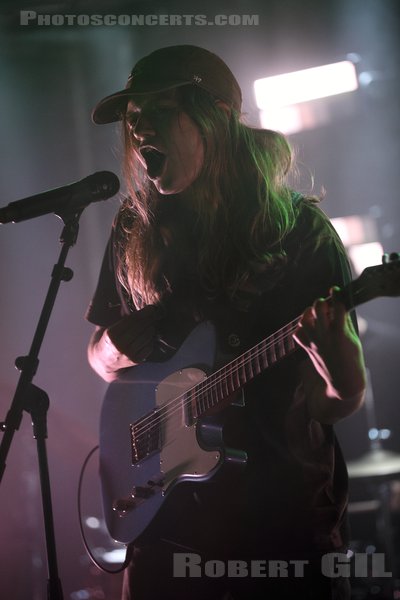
[92,45,242,124]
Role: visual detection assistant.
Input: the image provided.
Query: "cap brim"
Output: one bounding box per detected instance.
[91,80,191,124]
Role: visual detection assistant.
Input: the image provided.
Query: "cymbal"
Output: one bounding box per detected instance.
[347,448,400,479]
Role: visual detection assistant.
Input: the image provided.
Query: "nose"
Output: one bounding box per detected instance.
[132,113,156,141]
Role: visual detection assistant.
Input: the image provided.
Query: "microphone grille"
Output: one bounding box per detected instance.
[87,171,120,200]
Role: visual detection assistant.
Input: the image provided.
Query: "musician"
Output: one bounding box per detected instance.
[87,45,366,599]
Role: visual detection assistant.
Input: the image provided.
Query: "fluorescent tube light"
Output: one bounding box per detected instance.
[254,61,358,109]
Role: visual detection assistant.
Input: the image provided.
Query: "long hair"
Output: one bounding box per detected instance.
[118,86,299,308]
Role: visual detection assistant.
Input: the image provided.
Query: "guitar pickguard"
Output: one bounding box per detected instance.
[99,321,228,544]
[156,368,220,488]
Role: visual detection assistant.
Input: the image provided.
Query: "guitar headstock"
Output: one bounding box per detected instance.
[340,253,400,309]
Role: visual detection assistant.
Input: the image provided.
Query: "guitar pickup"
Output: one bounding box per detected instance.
[130,410,162,464]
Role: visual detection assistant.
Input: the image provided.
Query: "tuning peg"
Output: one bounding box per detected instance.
[382,253,400,264]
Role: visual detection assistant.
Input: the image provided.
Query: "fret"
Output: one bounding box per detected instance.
[203,389,210,411]
[210,381,218,408]
[238,354,247,384]
[259,340,269,369]
[232,362,241,388]
[240,353,248,382]
[196,384,206,415]
[276,336,285,359]
[206,384,214,409]
[188,318,300,421]
[223,367,234,395]
[195,377,212,417]
[267,334,277,364]
[222,367,230,397]
[183,390,195,426]
[284,332,296,353]
[246,355,254,379]
[196,383,205,413]
[285,323,298,354]
[252,347,262,375]
[226,370,235,395]
[217,376,224,401]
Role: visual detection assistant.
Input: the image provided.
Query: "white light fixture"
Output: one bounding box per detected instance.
[254,60,359,110]
[331,215,383,275]
[347,242,384,276]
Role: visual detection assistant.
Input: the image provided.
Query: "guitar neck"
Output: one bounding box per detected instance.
[189,317,300,418]
[183,257,400,419]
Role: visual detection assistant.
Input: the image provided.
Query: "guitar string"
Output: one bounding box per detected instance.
[131,276,365,445]
[131,315,301,448]
[132,316,300,442]
[133,278,369,446]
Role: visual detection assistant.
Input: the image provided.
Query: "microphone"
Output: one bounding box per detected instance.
[0,171,120,224]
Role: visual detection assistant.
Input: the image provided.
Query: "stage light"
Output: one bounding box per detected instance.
[347,242,384,276]
[331,215,378,247]
[254,60,359,133]
[254,60,359,110]
[331,215,383,275]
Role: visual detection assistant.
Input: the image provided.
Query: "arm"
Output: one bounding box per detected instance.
[88,325,136,382]
[293,288,367,424]
[88,305,161,382]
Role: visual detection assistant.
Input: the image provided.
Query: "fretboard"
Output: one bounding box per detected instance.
[186,316,300,419]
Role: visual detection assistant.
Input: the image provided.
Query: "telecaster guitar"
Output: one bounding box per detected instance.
[99,257,400,545]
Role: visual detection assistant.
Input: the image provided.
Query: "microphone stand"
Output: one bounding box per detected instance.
[0,207,84,600]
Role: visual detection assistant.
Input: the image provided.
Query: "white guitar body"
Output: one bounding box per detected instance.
[100,321,246,544]
[96,258,400,546]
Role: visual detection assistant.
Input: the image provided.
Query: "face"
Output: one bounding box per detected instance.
[126,92,204,196]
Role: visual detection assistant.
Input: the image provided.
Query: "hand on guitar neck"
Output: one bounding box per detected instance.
[294,286,367,424]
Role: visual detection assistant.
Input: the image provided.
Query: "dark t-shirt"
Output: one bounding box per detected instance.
[87,197,353,562]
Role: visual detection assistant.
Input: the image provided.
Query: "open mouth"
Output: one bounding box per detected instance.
[140,147,166,179]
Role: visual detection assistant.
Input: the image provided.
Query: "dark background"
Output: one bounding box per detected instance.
[0,1,399,598]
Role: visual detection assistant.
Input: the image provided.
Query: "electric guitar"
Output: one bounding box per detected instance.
[97,258,400,546]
